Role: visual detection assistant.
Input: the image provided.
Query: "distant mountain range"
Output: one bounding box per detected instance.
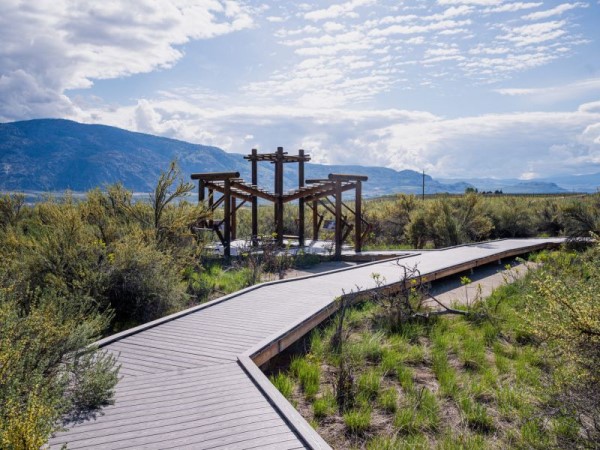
[1,119,598,197]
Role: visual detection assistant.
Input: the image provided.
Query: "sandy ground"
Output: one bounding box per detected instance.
[427,259,535,308]
[277,258,534,307]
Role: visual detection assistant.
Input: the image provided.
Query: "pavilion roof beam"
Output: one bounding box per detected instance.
[191,172,240,181]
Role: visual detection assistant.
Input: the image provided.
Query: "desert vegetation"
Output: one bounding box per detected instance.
[269,244,599,448]
[1,165,597,448]
[230,191,599,250]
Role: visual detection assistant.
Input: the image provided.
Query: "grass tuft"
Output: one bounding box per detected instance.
[343,407,372,434]
[290,356,320,400]
[378,387,399,413]
[269,372,294,400]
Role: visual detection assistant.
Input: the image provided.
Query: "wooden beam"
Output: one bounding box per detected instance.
[335,179,342,260]
[223,179,231,259]
[298,149,305,247]
[191,172,240,180]
[328,173,369,182]
[230,181,277,202]
[251,148,258,246]
[231,196,237,241]
[198,179,205,202]
[275,147,284,246]
[355,180,362,252]
[312,200,319,241]
[302,182,357,203]
[208,188,214,227]
[202,181,253,202]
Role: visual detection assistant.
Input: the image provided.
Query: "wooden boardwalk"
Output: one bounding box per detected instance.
[49,238,562,449]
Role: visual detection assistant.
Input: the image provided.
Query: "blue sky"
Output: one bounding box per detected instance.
[1,0,599,179]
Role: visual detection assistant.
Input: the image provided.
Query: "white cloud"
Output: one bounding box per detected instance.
[370,19,472,36]
[0,0,253,120]
[499,20,567,46]
[483,2,543,13]
[81,91,600,178]
[304,0,375,21]
[495,77,600,102]
[438,0,502,5]
[523,2,587,20]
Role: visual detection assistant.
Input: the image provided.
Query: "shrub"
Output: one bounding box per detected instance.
[290,357,320,400]
[357,369,382,401]
[343,407,372,434]
[313,391,336,418]
[378,387,399,413]
[0,290,118,447]
[105,233,188,326]
[270,372,294,400]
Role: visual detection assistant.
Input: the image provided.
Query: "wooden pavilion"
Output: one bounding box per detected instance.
[191,147,370,259]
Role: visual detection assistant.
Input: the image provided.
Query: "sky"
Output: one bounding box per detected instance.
[1,0,600,180]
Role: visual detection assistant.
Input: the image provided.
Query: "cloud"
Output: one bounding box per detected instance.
[0,0,253,120]
[304,0,375,21]
[495,77,600,102]
[483,2,543,13]
[81,90,600,178]
[499,20,567,46]
[438,0,502,5]
[523,2,588,20]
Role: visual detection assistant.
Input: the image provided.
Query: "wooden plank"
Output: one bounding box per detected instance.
[142,327,256,347]
[239,355,331,449]
[107,343,226,367]
[225,435,307,450]
[115,375,252,401]
[57,391,265,430]
[60,415,284,448]
[118,335,238,360]
[139,329,249,351]
[53,404,277,443]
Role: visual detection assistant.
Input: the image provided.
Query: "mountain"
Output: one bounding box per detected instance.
[0,119,248,192]
[501,181,568,194]
[439,177,590,194]
[0,119,472,197]
[539,173,600,193]
[5,119,594,196]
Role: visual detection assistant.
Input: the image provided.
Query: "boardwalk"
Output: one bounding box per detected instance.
[49,238,562,449]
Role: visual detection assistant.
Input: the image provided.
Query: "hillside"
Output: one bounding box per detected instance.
[2,118,594,196]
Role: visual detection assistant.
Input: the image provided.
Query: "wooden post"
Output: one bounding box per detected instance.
[223,179,231,259]
[355,180,362,253]
[198,180,205,202]
[251,148,258,246]
[298,149,305,247]
[275,147,284,246]
[335,180,342,260]
[208,188,214,227]
[231,196,237,241]
[312,200,319,241]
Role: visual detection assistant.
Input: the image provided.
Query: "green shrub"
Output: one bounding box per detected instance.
[270,372,294,400]
[313,391,336,418]
[378,387,399,413]
[290,357,320,400]
[0,290,118,447]
[357,369,382,401]
[106,233,188,327]
[458,395,494,432]
[343,407,372,434]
